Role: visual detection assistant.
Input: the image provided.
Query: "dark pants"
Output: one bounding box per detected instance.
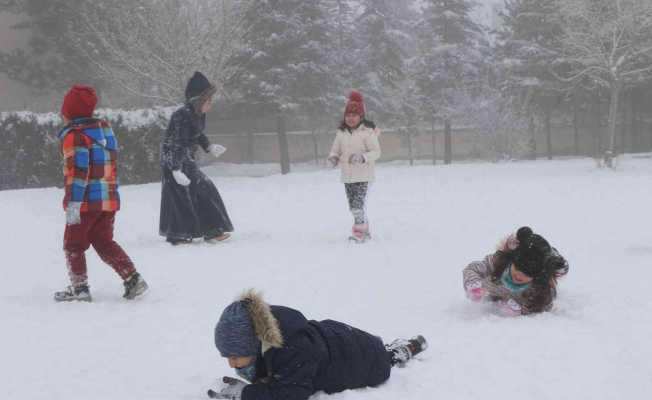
[344,182,369,224]
[63,211,135,286]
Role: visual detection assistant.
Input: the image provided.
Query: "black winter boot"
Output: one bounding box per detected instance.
[386,335,428,367]
[123,272,148,299]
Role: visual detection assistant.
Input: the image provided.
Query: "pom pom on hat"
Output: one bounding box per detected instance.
[344,90,365,116]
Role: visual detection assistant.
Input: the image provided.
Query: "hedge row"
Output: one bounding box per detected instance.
[0,107,174,191]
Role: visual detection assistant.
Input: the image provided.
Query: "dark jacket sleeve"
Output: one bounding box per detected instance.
[196,112,211,153]
[198,132,211,153]
[242,336,318,400]
[162,111,187,171]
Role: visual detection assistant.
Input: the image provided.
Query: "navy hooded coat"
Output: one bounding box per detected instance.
[220,292,393,400]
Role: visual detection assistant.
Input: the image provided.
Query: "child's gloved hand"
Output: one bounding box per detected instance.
[172,170,191,186]
[465,281,486,302]
[66,202,82,225]
[209,144,227,158]
[497,233,519,252]
[207,377,247,399]
[498,299,522,317]
[349,153,365,164]
[327,155,340,168]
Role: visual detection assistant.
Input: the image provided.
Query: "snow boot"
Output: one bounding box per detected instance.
[349,223,371,243]
[205,232,231,244]
[386,335,428,367]
[54,284,92,302]
[123,272,148,300]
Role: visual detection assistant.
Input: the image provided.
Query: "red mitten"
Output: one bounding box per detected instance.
[466,281,486,302]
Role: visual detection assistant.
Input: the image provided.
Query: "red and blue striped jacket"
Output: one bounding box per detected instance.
[58,118,120,212]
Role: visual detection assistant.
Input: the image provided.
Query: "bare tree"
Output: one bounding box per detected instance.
[68,0,248,106]
[552,0,652,166]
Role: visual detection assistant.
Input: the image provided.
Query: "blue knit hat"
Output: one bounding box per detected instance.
[215,299,261,357]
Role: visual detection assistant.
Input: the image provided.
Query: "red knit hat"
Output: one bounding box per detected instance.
[61,85,98,120]
[344,90,365,117]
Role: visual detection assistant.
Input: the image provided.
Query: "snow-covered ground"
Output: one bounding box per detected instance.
[2,156,652,400]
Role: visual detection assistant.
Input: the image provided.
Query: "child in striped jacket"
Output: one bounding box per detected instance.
[54,85,147,302]
[463,227,569,316]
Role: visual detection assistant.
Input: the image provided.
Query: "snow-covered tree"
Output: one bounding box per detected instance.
[413,0,485,164]
[465,87,531,161]
[350,0,413,117]
[496,0,564,160]
[0,0,99,93]
[225,0,334,116]
[552,0,652,166]
[322,0,357,88]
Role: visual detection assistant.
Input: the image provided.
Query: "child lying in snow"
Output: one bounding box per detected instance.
[463,227,569,316]
[209,290,427,400]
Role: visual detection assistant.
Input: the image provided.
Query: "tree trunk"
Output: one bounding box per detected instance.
[277,114,290,174]
[621,92,630,154]
[593,97,602,157]
[311,126,320,165]
[631,91,639,153]
[406,127,414,166]
[606,81,622,167]
[528,114,537,160]
[545,104,552,160]
[444,118,452,164]
[431,120,437,165]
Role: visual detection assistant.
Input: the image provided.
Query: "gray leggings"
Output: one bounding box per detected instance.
[345,182,369,224]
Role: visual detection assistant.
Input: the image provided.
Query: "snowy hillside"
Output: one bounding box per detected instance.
[2,156,652,400]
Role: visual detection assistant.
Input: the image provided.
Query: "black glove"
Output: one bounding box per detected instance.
[207,377,247,399]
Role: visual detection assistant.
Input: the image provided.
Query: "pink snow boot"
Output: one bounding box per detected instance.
[349,223,371,243]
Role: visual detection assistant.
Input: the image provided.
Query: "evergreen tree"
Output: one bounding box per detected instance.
[496,0,564,159]
[225,0,334,116]
[352,0,413,117]
[0,0,99,93]
[322,0,356,80]
[413,0,485,163]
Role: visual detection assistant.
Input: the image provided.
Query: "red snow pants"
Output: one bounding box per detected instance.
[63,211,136,286]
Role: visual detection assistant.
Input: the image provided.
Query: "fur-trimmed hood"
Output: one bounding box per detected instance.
[215,290,312,356]
[239,290,284,351]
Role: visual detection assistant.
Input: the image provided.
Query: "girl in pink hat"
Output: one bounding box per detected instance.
[328,91,381,243]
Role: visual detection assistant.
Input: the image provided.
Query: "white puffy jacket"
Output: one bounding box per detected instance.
[328,123,381,183]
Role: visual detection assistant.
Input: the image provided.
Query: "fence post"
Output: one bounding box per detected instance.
[277,113,291,174]
[444,119,452,164]
[246,126,255,163]
[406,127,414,166]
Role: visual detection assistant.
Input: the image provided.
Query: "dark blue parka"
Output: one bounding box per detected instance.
[241,305,392,400]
